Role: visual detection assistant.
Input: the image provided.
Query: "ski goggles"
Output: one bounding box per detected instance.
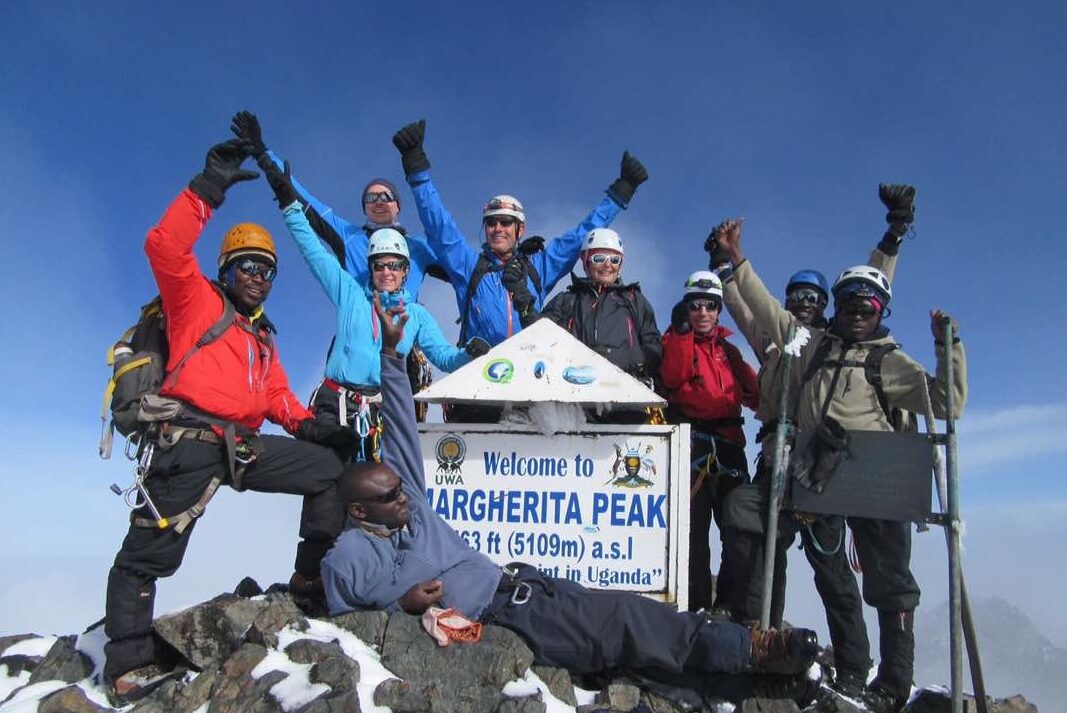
[685,277,720,290]
[588,253,622,266]
[786,287,826,306]
[372,260,408,273]
[236,259,277,282]
[484,216,518,228]
[687,298,722,312]
[363,190,396,204]
[359,483,404,504]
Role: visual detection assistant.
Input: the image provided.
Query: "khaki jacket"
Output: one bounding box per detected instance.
[730,259,965,435]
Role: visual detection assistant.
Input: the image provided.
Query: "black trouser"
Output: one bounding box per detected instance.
[800,515,919,697]
[103,435,343,681]
[688,431,749,612]
[483,565,751,677]
[308,380,381,463]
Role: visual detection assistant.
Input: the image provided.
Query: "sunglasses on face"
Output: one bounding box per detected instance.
[588,253,622,266]
[363,191,396,205]
[687,299,722,313]
[786,288,825,307]
[839,302,879,318]
[484,216,517,228]
[372,260,408,273]
[236,260,277,282]
[359,483,404,504]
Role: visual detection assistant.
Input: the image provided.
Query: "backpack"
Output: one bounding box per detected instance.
[800,338,908,431]
[98,283,236,458]
[457,252,542,344]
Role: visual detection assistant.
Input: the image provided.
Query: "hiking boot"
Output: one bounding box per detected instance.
[829,670,866,700]
[748,670,822,707]
[288,571,325,598]
[861,682,906,713]
[109,663,181,704]
[750,625,820,675]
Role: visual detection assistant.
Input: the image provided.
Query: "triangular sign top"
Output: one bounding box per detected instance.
[416,319,666,408]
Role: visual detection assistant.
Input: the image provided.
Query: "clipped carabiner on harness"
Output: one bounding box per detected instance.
[110,442,170,529]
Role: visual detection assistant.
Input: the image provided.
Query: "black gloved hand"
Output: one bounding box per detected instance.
[502,258,538,326]
[670,301,692,334]
[465,336,491,358]
[231,110,267,158]
[877,183,916,253]
[518,235,545,256]
[606,151,648,206]
[260,158,300,208]
[188,139,259,209]
[703,227,731,269]
[297,419,358,462]
[392,119,431,175]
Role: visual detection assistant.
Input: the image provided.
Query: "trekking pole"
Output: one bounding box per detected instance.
[940,316,967,713]
[760,323,798,629]
[923,408,988,713]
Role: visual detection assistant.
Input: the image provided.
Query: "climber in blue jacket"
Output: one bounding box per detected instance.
[391,119,649,348]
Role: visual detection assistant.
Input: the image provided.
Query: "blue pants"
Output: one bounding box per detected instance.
[482,565,751,677]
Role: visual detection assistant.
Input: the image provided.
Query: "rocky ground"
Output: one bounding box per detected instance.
[0,578,1042,713]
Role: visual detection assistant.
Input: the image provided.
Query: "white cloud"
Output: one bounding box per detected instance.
[956,403,1067,475]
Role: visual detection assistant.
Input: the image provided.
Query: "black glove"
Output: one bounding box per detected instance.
[502,258,538,327]
[297,419,358,462]
[703,229,731,269]
[465,337,491,358]
[518,235,545,256]
[877,183,916,254]
[188,139,259,209]
[670,301,691,334]
[231,110,267,158]
[392,119,431,175]
[259,157,300,208]
[606,151,648,206]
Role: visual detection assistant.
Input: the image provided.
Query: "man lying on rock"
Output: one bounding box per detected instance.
[321,294,823,705]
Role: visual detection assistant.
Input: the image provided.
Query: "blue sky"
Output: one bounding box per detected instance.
[2,0,1066,668]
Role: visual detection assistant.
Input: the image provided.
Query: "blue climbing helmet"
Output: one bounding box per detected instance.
[785,269,830,300]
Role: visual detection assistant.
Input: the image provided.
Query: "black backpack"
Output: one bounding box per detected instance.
[457,252,542,344]
[99,283,236,458]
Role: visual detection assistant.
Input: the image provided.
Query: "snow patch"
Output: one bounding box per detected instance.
[0,667,32,703]
[251,648,330,711]
[76,626,108,681]
[0,680,67,711]
[2,636,57,658]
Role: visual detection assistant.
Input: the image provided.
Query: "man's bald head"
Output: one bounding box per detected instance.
[340,461,411,528]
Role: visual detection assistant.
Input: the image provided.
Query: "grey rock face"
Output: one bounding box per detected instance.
[208,643,285,713]
[154,594,268,669]
[245,593,309,648]
[26,635,94,685]
[593,682,641,711]
[327,610,389,650]
[531,665,577,706]
[37,684,109,713]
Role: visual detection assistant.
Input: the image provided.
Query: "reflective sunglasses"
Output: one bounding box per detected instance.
[588,253,622,266]
[363,190,396,205]
[839,301,879,318]
[484,216,517,228]
[236,259,277,282]
[786,288,825,307]
[687,299,722,312]
[359,483,404,504]
[372,260,408,273]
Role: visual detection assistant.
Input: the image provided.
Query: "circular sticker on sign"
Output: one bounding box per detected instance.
[533,361,546,379]
[482,358,515,384]
[435,434,466,474]
[562,366,596,385]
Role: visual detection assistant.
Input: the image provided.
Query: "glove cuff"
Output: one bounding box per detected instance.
[607,178,634,207]
[401,150,431,176]
[189,174,224,209]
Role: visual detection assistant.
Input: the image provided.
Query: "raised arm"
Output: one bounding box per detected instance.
[882,311,967,419]
[394,120,479,288]
[411,305,472,373]
[375,295,427,492]
[534,152,647,293]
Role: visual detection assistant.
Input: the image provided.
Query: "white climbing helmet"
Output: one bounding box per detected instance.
[683,270,723,299]
[832,265,892,303]
[483,195,526,224]
[367,228,410,260]
[581,227,625,256]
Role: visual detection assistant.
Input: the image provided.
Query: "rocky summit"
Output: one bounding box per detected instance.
[0,579,1043,713]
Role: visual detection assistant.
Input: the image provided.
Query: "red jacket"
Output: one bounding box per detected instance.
[145,188,312,434]
[660,325,759,445]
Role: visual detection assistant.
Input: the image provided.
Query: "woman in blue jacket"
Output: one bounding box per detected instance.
[255,155,487,461]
